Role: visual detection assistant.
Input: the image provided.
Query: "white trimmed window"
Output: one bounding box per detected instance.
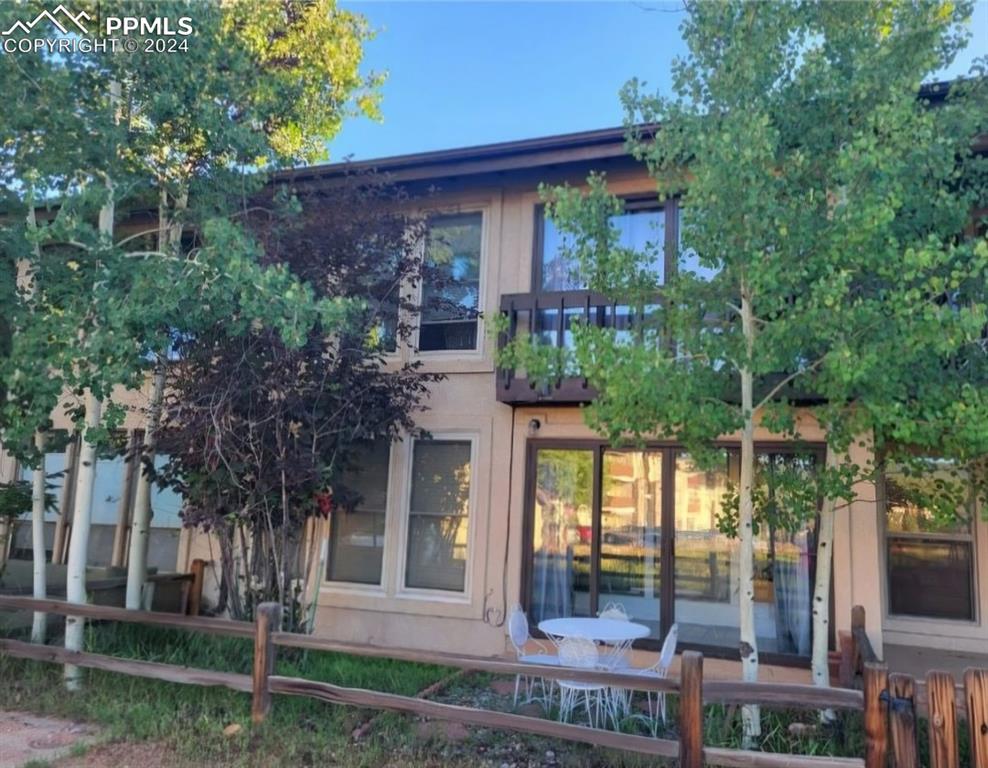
[418,213,483,353]
[403,437,474,592]
[326,440,391,585]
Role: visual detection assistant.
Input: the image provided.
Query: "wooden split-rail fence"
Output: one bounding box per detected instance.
[0,595,985,768]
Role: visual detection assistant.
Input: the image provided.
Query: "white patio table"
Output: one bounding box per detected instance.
[537,617,649,669]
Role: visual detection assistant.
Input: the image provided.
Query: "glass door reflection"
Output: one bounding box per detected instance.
[673,452,736,649]
[599,450,662,637]
[529,449,594,623]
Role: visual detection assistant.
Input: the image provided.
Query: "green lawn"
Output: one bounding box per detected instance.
[2,621,963,767]
[2,622,453,767]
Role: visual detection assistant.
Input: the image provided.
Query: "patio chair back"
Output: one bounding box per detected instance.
[597,601,630,621]
[657,623,678,675]
[558,637,599,669]
[507,604,530,655]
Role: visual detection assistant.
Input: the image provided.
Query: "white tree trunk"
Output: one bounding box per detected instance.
[31,430,48,644]
[64,393,101,689]
[739,284,761,745]
[125,366,166,610]
[65,99,116,685]
[811,447,840,723]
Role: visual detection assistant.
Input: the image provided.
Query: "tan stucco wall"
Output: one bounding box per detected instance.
[5,160,985,663]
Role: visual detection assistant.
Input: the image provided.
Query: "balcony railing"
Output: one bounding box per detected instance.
[497,290,640,404]
[496,290,827,407]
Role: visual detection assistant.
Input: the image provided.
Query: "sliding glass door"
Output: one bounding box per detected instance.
[673,452,736,649]
[599,450,663,637]
[528,448,593,623]
[525,442,820,659]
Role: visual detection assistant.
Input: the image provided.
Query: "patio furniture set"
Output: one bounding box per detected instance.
[507,602,678,732]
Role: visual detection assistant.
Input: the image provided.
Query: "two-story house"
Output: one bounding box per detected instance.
[3,125,985,670]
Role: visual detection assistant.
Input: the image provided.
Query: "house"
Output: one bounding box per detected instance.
[2,123,985,670]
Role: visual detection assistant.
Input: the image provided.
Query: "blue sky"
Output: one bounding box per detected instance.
[332,1,988,162]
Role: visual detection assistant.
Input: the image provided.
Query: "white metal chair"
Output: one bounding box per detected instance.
[556,637,613,728]
[625,623,678,730]
[597,601,631,621]
[506,605,558,707]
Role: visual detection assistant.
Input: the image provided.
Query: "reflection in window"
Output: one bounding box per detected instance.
[885,466,974,621]
[405,440,472,591]
[541,207,665,291]
[88,451,129,566]
[529,449,593,623]
[677,208,720,281]
[600,451,662,636]
[328,441,390,585]
[674,451,817,657]
[673,453,734,646]
[364,254,401,354]
[419,213,482,352]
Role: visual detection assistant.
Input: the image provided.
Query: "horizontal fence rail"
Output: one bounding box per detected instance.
[1,595,985,768]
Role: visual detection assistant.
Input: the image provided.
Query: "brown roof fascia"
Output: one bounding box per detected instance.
[272,125,653,188]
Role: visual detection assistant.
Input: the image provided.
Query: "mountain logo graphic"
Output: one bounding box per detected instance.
[2,4,91,36]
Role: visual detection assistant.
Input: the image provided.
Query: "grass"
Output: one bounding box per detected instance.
[3,621,965,767]
[2,622,453,767]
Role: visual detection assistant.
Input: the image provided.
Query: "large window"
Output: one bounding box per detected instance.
[13,435,184,571]
[540,204,667,291]
[327,441,391,585]
[419,213,483,352]
[405,438,473,591]
[525,442,820,658]
[885,465,975,622]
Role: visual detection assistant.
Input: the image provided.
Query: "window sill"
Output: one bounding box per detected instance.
[316,586,481,620]
[883,614,982,636]
[320,581,387,598]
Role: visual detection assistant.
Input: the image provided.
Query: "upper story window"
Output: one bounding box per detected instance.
[537,201,672,292]
[884,463,976,622]
[419,213,483,352]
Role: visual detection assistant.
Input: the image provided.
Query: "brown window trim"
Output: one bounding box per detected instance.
[882,472,978,623]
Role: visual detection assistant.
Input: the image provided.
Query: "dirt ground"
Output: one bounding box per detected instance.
[0,711,98,767]
[54,741,185,768]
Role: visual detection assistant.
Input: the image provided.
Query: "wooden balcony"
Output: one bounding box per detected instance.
[496,290,618,404]
[496,290,827,407]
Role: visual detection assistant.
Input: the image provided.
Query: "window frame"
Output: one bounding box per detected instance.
[531,197,680,294]
[397,431,479,600]
[413,208,487,358]
[881,469,979,624]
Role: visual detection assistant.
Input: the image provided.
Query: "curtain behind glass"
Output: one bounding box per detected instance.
[530,449,593,623]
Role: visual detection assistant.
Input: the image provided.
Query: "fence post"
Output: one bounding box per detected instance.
[252,602,281,725]
[187,558,205,617]
[863,662,888,768]
[679,650,703,768]
[926,670,959,768]
[888,673,918,768]
[964,667,988,768]
[851,605,866,684]
[837,630,854,689]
